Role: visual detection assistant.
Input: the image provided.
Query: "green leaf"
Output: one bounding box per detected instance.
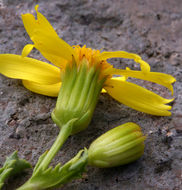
[0,151,31,189]
[17,149,88,190]
[33,151,48,174]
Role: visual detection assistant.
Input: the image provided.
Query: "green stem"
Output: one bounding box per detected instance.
[34,120,75,172]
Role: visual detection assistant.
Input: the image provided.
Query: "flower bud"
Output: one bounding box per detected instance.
[88,122,146,168]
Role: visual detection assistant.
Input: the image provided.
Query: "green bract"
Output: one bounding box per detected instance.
[88,122,146,168]
[52,56,105,134]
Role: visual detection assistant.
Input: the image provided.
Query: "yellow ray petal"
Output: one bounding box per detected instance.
[104,78,174,116]
[0,54,61,84]
[31,31,71,68]
[21,13,37,37]
[22,80,61,97]
[21,44,35,57]
[101,77,125,93]
[97,51,151,72]
[35,5,59,37]
[21,5,58,40]
[22,6,74,67]
[110,68,176,95]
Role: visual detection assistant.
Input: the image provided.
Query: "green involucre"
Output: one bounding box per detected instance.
[52,56,105,134]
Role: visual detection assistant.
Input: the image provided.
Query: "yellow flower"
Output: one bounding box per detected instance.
[0,5,175,116]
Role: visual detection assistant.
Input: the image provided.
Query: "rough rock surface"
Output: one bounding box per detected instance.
[0,0,182,189]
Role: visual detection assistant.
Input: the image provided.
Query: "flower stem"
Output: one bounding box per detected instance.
[33,119,75,173]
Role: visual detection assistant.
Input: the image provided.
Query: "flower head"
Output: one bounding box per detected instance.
[0,5,175,116]
[88,122,146,168]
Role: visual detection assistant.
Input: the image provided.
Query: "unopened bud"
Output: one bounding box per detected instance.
[88,122,146,168]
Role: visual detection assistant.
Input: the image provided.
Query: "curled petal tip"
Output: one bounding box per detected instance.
[163,98,175,104]
[35,5,39,12]
[21,44,35,57]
